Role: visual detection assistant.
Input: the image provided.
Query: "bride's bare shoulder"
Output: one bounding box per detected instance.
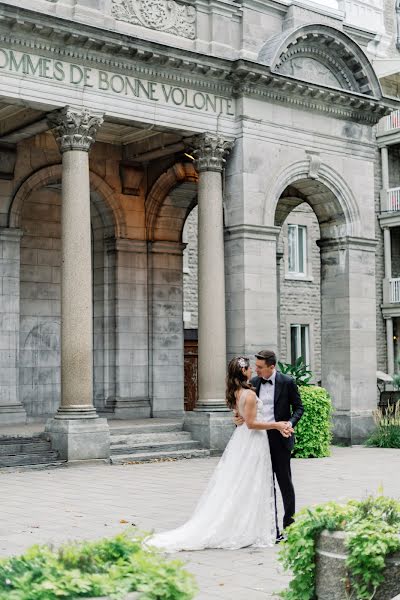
[244,389,256,404]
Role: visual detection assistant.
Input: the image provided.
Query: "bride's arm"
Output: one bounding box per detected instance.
[243,392,293,436]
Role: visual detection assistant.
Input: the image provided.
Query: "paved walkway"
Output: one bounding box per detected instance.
[0,447,399,599]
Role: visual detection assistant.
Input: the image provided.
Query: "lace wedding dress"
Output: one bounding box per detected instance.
[148,390,276,552]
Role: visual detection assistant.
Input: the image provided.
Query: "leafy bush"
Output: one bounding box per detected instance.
[0,532,197,600]
[366,402,400,448]
[279,495,400,600]
[278,357,312,386]
[293,386,332,458]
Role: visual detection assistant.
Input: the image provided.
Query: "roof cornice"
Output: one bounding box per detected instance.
[0,3,396,124]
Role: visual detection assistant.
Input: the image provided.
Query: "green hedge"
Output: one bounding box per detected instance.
[0,532,197,600]
[293,386,332,458]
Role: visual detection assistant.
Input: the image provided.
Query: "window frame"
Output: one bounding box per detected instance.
[287,223,307,276]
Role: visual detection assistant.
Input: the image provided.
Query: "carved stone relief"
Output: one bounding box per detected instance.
[111,0,196,40]
[278,57,343,89]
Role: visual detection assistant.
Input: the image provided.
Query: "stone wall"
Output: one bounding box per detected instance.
[375,147,387,375]
[183,206,198,330]
[19,186,61,418]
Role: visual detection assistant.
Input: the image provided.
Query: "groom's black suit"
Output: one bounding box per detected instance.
[251,372,304,532]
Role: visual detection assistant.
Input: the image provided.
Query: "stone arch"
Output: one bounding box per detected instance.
[8,163,126,237]
[265,160,361,239]
[146,161,198,242]
[258,24,382,98]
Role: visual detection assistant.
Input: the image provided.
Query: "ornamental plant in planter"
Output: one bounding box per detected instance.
[278,495,400,600]
[0,532,197,600]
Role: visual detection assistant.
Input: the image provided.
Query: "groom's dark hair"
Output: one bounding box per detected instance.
[255,350,276,366]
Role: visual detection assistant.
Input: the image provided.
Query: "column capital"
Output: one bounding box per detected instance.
[191,132,234,173]
[47,106,103,153]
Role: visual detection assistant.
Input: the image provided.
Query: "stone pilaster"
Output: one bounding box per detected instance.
[150,241,185,418]
[184,133,235,452]
[318,236,377,445]
[45,107,109,461]
[0,228,27,424]
[106,238,151,419]
[225,224,281,359]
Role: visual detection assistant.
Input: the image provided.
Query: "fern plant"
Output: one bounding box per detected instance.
[278,356,313,386]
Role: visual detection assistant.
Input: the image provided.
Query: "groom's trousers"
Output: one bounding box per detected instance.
[267,430,295,532]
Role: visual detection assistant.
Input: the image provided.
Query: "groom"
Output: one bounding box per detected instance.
[235,349,304,541]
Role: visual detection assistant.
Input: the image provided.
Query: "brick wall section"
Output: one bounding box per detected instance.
[278,203,321,381]
[375,147,387,374]
[183,205,198,330]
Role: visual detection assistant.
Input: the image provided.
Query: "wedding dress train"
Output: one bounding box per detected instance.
[148,390,276,552]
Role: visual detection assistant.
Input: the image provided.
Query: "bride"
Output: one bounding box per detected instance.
[148,356,293,552]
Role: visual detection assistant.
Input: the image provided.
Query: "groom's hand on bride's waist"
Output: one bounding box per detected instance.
[233,411,244,426]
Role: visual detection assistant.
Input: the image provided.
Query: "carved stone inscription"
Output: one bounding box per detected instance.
[0,48,235,116]
[112,0,196,40]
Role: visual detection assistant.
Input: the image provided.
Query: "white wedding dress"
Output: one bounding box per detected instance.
[148,389,276,552]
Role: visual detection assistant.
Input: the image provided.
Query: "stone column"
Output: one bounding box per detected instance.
[386,317,395,375]
[45,106,110,461]
[0,228,27,424]
[384,227,392,279]
[318,236,377,445]
[184,133,234,451]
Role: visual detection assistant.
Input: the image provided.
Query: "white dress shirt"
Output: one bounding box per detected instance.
[258,370,276,423]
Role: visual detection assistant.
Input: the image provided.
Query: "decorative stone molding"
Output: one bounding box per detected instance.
[47,107,103,153]
[258,24,383,98]
[111,0,196,40]
[191,133,234,173]
[307,151,321,180]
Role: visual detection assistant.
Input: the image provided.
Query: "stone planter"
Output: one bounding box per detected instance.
[315,530,400,600]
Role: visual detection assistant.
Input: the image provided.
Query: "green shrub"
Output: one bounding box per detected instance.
[278,495,400,600]
[0,532,197,600]
[278,357,313,386]
[366,402,400,448]
[293,386,332,458]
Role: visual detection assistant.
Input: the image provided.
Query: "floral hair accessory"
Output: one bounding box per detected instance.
[237,357,248,368]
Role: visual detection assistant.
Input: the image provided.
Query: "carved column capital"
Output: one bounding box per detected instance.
[191,133,234,173]
[47,106,103,153]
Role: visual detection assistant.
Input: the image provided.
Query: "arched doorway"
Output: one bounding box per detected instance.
[273,172,376,444]
[9,165,120,419]
[145,161,198,417]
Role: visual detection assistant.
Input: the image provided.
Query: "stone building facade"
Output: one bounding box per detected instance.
[0,0,399,459]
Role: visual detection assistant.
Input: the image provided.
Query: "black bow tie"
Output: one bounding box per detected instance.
[261,379,273,385]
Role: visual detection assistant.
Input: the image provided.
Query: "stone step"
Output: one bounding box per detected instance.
[108,420,183,435]
[0,451,60,468]
[110,431,192,445]
[0,441,52,455]
[111,439,202,455]
[110,447,210,464]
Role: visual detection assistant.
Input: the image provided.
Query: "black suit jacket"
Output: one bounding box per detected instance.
[251,371,304,450]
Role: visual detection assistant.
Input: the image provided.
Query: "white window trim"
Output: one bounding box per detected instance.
[290,323,310,366]
[285,316,315,376]
[288,223,307,276]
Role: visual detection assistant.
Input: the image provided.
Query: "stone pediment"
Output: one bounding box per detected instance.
[258,24,382,98]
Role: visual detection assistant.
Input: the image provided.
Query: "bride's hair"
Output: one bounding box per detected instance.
[225,356,253,410]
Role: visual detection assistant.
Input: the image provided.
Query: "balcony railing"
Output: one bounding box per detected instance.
[390,278,400,303]
[379,110,400,133]
[387,187,400,212]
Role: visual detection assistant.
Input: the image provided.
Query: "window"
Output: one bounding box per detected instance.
[290,324,310,366]
[288,224,307,275]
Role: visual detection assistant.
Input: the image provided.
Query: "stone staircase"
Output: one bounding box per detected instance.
[109,419,210,464]
[0,434,62,469]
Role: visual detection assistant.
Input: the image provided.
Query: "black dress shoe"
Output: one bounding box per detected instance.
[275,533,286,544]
